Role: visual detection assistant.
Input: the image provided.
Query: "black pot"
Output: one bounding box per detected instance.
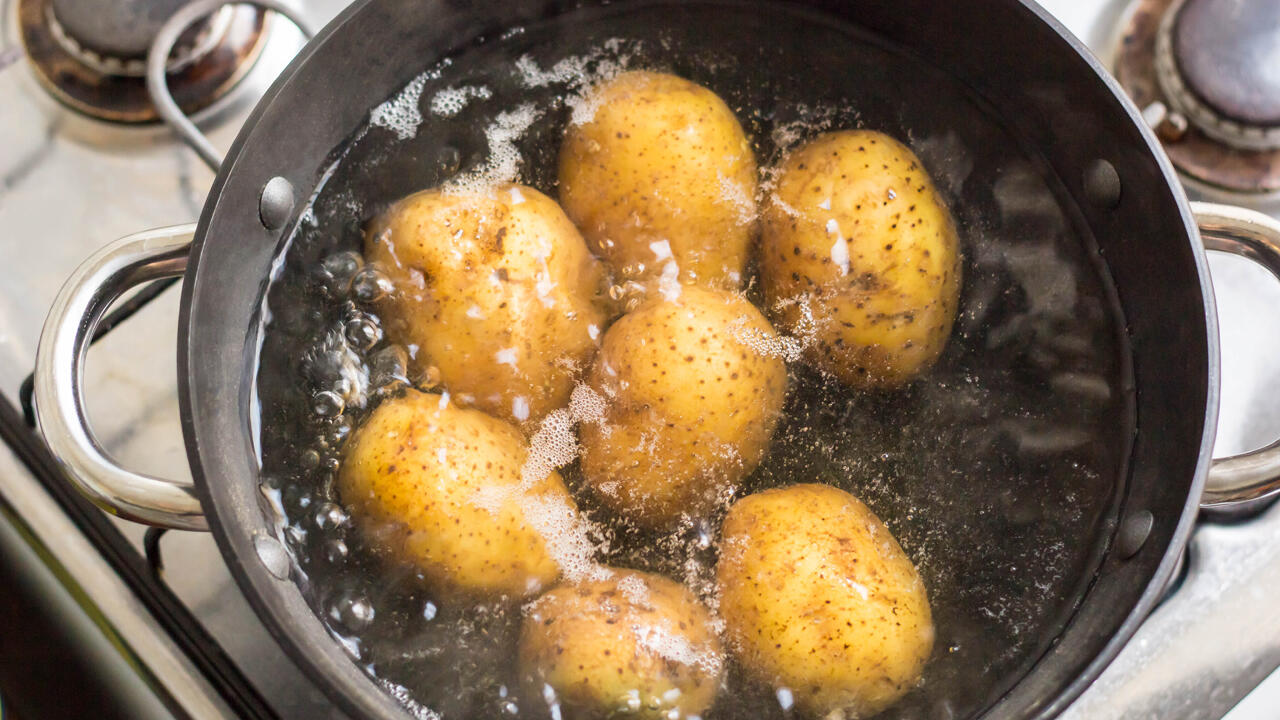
[32,1,1280,718]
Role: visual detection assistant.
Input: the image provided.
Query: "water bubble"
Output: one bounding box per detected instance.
[422,601,438,621]
[319,251,363,294]
[323,418,352,447]
[324,539,349,563]
[368,345,408,390]
[313,390,345,417]
[345,315,383,351]
[350,266,395,303]
[299,448,321,470]
[323,456,340,472]
[329,593,376,632]
[501,701,519,715]
[436,145,462,174]
[315,502,349,530]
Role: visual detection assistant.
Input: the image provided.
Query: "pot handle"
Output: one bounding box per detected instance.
[147,0,315,172]
[1194,202,1280,512]
[34,225,208,531]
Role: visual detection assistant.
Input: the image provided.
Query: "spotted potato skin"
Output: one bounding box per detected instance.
[518,569,723,719]
[761,130,961,388]
[559,71,757,292]
[366,184,608,429]
[716,484,934,718]
[337,390,576,599]
[579,286,788,529]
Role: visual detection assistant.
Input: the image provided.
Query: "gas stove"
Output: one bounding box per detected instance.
[1,0,1279,718]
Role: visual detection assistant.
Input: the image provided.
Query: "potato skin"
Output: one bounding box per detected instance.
[716,483,933,718]
[579,286,787,529]
[338,389,579,599]
[559,71,757,292]
[518,568,723,719]
[366,184,608,429]
[761,130,961,388]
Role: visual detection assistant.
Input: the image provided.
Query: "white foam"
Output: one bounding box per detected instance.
[827,218,850,275]
[649,239,673,261]
[495,348,518,367]
[370,73,429,141]
[510,45,636,126]
[428,85,492,117]
[512,396,530,421]
[718,174,756,226]
[633,622,723,677]
[730,297,819,363]
[444,104,541,195]
[657,260,682,301]
[617,573,652,608]
[377,678,441,720]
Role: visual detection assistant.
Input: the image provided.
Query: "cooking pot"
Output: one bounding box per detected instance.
[31,0,1280,718]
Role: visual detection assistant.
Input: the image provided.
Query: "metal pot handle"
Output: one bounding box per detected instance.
[147,0,315,172]
[33,225,208,531]
[1194,201,1280,512]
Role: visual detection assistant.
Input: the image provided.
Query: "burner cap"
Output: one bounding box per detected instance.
[1173,0,1280,129]
[52,0,199,58]
[19,0,269,123]
[1116,0,1280,199]
[1156,0,1280,151]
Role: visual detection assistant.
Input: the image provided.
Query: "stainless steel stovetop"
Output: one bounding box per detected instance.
[2,0,1280,718]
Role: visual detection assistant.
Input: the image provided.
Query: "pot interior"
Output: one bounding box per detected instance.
[184,2,1212,719]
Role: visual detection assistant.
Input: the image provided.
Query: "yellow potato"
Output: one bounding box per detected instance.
[559,70,757,292]
[365,184,608,429]
[338,389,582,599]
[761,130,961,388]
[518,568,723,719]
[716,483,934,718]
[579,286,787,529]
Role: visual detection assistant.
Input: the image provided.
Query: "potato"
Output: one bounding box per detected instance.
[716,483,934,718]
[761,130,961,388]
[365,184,608,429]
[559,71,757,293]
[579,286,787,529]
[338,389,584,599]
[518,568,723,719]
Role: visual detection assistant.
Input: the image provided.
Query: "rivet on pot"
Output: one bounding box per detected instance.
[1117,509,1154,559]
[1083,159,1122,210]
[259,176,296,231]
[254,533,291,580]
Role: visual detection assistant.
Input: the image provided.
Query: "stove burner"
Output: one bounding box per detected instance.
[1116,0,1280,198]
[18,0,270,124]
[1157,0,1280,152]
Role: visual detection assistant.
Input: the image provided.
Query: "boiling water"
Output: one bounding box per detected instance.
[254,4,1132,719]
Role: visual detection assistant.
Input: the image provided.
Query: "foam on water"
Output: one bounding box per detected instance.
[370,71,433,141]
[429,85,492,118]
[635,622,724,677]
[444,105,541,195]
